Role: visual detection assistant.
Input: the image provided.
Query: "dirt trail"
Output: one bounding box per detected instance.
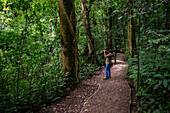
[80,53,130,113]
[38,53,136,113]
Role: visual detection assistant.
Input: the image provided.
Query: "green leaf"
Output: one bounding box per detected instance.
[153,109,160,113]
[52,97,61,102]
[149,99,155,105]
[163,79,168,88]
[118,16,123,20]
[153,74,163,78]
[168,85,170,91]
[139,12,146,15]
[164,74,170,77]
[153,81,162,90]
[128,14,136,19]
[58,89,63,93]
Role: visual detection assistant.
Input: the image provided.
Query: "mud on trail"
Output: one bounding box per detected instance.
[38,53,137,113]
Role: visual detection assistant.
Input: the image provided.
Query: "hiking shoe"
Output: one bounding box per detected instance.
[103,77,108,80]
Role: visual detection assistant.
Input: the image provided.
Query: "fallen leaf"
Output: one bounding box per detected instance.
[85,109,88,111]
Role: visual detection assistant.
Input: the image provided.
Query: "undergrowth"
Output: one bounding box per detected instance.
[127,30,170,113]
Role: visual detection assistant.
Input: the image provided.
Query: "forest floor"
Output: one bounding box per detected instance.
[37,53,138,113]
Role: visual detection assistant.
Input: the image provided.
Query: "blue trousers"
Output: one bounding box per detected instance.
[105,64,111,78]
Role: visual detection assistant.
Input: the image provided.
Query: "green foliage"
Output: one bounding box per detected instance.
[0,0,66,112]
[127,30,170,112]
[0,0,105,112]
[127,0,170,112]
[79,56,101,80]
[1,0,169,112]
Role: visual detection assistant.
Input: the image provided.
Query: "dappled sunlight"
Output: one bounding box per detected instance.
[110,59,127,72]
[112,64,127,72]
[111,60,125,63]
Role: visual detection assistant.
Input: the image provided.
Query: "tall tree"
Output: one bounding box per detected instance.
[108,6,113,50]
[81,0,98,64]
[105,8,109,48]
[164,0,170,30]
[127,0,136,57]
[58,0,79,84]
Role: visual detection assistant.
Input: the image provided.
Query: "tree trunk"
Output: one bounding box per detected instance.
[105,10,108,48]
[137,14,141,92]
[164,0,170,30]
[113,15,119,64]
[127,0,136,58]
[58,0,79,84]
[108,6,113,50]
[81,0,98,64]
[121,17,126,49]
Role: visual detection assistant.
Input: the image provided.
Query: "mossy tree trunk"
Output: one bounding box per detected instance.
[58,0,79,84]
[127,0,136,58]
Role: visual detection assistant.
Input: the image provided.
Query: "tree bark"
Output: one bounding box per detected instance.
[81,0,98,64]
[137,11,141,92]
[103,1,109,48]
[113,15,120,64]
[127,0,136,58]
[105,8,108,48]
[108,6,113,50]
[58,0,79,84]
[121,17,126,49]
[164,0,170,30]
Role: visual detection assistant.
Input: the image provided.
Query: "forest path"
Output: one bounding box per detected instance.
[39,53,134,113]
[80,53,130,113]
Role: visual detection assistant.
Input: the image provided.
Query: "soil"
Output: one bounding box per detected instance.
[37,53,138,113]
